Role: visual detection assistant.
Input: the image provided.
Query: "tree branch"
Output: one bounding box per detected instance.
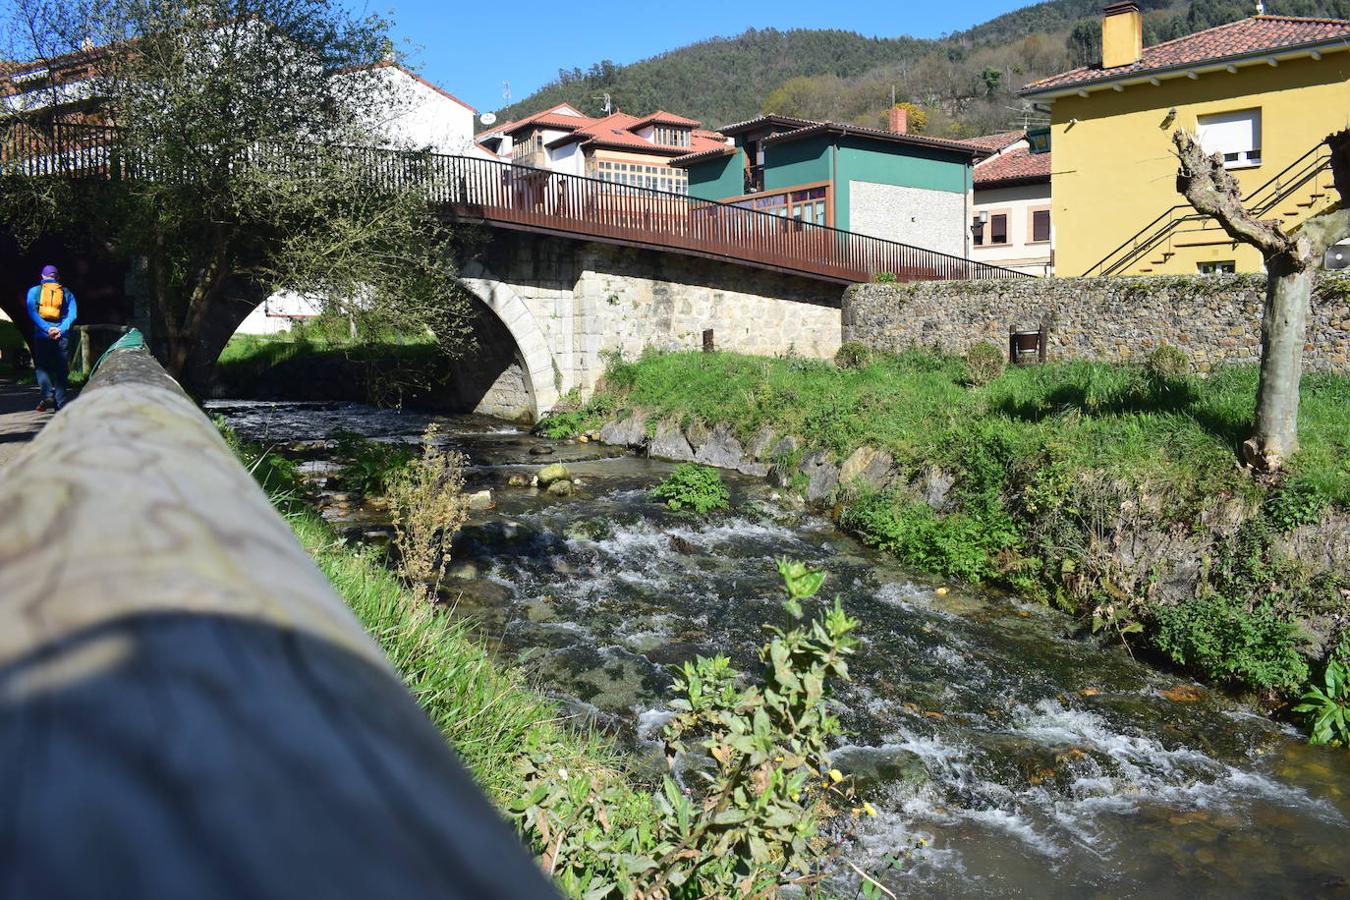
[1299,129,1350,257]
[1172,129,1294,258]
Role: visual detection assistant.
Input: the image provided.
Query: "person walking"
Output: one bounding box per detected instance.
[26,265,77,412]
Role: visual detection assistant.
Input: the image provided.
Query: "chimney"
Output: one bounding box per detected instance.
[1101,0,1143,68]
[889,105,908,134]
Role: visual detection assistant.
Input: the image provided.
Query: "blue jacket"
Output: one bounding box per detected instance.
[26,279,77,342]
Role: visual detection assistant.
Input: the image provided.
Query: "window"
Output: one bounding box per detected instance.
[989,213,1009,245]
[1030,208,1051,243]
[971,216,985,246]
[1197,109,1261,169]
[652,126,691,148]
[590,160,687,194]
[1198,260,1236,275]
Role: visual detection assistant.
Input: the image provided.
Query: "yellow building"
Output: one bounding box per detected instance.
[1022,5,1350,277]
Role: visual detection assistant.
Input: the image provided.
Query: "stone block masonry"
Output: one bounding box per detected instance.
[462,231,845,419]
[843,274,1350,372]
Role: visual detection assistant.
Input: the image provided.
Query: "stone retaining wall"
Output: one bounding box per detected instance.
[843,274,1350,371]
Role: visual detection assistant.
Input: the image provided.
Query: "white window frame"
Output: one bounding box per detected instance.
[1196,108,1262,170]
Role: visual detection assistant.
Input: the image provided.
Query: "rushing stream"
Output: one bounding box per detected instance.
[212,399,1350,898]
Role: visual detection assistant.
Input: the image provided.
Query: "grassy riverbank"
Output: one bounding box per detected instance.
[563,349,1350,702]
[220,425,620,806]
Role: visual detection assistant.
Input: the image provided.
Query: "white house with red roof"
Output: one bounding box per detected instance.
[477,104,729,193]
[969,132,1054,276]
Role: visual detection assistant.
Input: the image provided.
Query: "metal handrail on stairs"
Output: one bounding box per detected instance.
[1081,140,1335,277]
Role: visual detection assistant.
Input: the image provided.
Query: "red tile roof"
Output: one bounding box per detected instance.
[629,110,702,129]
[545,111,728,156]
[974,147,1051,187]
[502,109,593,135]
[960,131,1025,153]
[1024,15,1350,94]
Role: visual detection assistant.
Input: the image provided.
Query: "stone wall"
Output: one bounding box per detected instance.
[843,273,1350,371]
[463,231,845,419]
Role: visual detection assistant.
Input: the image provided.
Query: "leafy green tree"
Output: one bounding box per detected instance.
[1066,18,1101,67]
[1,0,471,393]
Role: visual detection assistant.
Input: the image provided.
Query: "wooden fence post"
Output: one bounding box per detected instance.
[0,346,557,898]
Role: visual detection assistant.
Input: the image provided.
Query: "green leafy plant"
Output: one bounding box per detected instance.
[331,430,416,495]
[1262,481,1328,531]
[511,560,861,897]
[536,410,587,440]
[1152,594,1307,695]
[872,271,898,284]
[964,341,1006,386]
[651,463,732,514]
[1294,655,1350,747]
[215,418,306,503]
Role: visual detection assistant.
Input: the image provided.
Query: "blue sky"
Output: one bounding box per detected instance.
[370,0,1034,115]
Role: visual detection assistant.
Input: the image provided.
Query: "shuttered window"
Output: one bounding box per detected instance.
[1031,209,1050,243]
[990,213,1008,245]
[1197,109,1261,168]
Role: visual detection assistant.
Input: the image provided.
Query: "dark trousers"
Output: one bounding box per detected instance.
[33,335,69,408]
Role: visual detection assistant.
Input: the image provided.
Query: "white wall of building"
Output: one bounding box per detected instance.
[971,182,1054,276]
[547,140,586,175]
[347,63,491,158]
[233,292,324,336]
[848,182,967,258]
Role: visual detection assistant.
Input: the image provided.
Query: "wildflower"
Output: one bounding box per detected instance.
[863,802,877,817]
[558,768,569,780]
[829,769,843,784]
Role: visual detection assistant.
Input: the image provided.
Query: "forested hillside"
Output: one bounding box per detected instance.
[496,0,1350,137]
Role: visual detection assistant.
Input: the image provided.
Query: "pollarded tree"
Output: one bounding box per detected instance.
[1173,128,1349,470]
[0,0,471,393]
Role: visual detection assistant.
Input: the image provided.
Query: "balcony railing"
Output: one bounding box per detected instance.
[2,122,1028,284]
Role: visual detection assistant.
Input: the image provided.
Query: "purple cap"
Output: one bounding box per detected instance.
[41,265,58,279]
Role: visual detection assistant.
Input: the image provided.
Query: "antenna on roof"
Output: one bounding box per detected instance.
[598,92,613,115]
[1255,0,1265,13]
[502,81,511,103]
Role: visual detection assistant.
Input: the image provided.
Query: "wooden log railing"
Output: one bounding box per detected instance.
[2,122,1029,284]
[0,345,557,897]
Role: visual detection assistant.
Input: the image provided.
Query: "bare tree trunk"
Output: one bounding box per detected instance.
[1249,258,1312,466]
[1174,129,1350,472]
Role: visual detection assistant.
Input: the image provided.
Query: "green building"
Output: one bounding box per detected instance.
[671,113,980,257]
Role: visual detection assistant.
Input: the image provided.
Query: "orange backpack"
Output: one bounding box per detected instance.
[38,282,64,321]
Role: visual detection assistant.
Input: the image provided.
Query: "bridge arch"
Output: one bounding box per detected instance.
[455,259,560,421]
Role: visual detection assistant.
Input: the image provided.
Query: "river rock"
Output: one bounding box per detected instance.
[749,426,778,461]
[684,419,712,451]
[694,423,745,470]
[668,534,700,555]
[467,489,494,510]
[799,451,840,503]
[769,435,800,459]
[830,746,928,793]
[738,461,770,478]
[537,463,571,487]
[839,446,895,492]
[529,445,555,456]
[507,474,530,487]
[648,423,695,462]
[918,465,956,510]
[547,478,574,498]
[599,413,647,448]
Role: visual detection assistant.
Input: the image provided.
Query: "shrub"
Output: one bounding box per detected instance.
[872,271,898,284]
[965,341,1006,385]
[651,463,731,514]
[1152,595,1308,695]
[834,340,873,369]
[1146,344,1190,381]
[386,424,470,603]
[840,492,999,583]
[511,560,862,897]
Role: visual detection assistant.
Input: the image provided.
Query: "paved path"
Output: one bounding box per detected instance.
[0,380,49,468]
